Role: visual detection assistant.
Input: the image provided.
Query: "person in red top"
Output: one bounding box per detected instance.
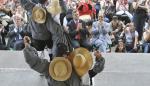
[77,0,96,20]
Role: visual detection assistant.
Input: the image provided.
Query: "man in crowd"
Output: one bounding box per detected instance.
[67,10,89,49]
[7,14,26,50]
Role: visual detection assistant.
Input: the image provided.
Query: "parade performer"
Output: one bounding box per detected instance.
[23,36,105,86]
[19,0,72,60]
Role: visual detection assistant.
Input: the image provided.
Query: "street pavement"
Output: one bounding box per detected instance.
[0,50,150,86]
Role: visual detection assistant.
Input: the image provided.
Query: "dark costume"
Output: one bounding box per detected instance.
[23,44,105,86]
[19,0,72,56]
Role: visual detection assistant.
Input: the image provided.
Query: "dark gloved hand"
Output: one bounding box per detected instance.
[88,69,97,78]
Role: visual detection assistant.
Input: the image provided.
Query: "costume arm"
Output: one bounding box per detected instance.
[66,21,78,38]
[23,45,49,75]
[92,57,105,73]
[46,13,73,55]
[89,57,105,78]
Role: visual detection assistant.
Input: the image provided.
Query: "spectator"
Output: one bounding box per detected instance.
[0,24,8,50]
[7,14,26,50]
[116,0,129,12]
[15,5,28,23]
[115,39,126,52]
[128,0,134,14]
[142,25,150,53]
[110,16,124,45]
[120,23,139,53]
[104,0,115,21]
[146,0,150,17]
[93,0,101,20]
[91,13,112,53]
[67,10,85,48]
[133,0,148,41]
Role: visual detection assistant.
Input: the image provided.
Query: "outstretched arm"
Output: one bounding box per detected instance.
[89,50,105,78]
[23,36,49,75]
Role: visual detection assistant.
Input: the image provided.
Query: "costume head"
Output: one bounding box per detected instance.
[49,57,72,81]
[68,47,93,77]
[32,6,46,23]
[47,0,62,15]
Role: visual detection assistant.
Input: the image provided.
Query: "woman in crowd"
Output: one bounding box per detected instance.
[120,23,139,53]
[115,39,126,52]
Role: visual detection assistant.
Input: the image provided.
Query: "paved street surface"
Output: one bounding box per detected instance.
[0,51,150,86]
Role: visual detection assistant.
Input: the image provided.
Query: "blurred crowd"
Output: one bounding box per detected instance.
[0,0,150,53]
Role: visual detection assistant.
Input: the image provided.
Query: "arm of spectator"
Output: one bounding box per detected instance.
[116,1,120,11]
[67,22,78,38]
[69,28,79,38]
[124,4,129,11]
[63,17,68,27]
[133,31,139,49]
[63,17,69,33]
[119,30,125,39]
[135,1,147,10]
[79,27,88,35]
[138,5,148,10]
[107,23,112,33]
[19,0,35,12]
[91,22,99,35]
[23,37,49,75]
[0,25,7,35]
[78,22,86,32]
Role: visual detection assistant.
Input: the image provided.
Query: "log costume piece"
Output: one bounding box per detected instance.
[19,0,72,57]
[23,36,105,86]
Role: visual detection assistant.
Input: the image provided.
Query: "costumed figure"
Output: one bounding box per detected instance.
[23,36,105,86]
[19,0,72,60]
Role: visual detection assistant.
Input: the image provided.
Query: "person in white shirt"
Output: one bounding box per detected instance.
[120,23,139,52]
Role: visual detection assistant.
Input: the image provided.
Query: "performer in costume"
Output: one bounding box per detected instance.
[23,36,105,86]
[19,0,72,60]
